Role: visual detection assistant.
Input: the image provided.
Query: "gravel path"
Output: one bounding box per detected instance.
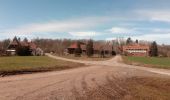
[0,54,169,100]
[47,54,170,76]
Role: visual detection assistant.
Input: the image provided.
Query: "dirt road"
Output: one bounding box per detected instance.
[0,54,170,100]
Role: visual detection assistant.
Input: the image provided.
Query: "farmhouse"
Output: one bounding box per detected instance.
[6,37,44,56]
[67,42,115,56]
[122,43,150,56]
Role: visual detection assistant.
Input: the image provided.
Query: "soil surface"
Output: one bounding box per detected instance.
[0,54,170,100]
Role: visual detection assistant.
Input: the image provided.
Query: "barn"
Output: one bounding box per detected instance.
[122,43,150,56]
[67,42,116,56]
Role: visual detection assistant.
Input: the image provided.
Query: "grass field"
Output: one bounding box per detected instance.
[123,56,170,69]
[0,56,84,76]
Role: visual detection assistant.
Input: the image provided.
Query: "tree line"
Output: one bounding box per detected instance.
[0,37,169,57]
[29,37,160,57]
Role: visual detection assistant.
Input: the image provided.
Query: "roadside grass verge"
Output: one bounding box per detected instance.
[123,56,170,69]
[75,76,170,100]
[0,56,84,76]
[125,76,170,100]
[54,54,113,61]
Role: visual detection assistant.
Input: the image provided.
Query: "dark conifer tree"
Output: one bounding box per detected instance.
[23,37,28,43]
[150,41,158,57]
[86,39,94,57]
[135,39,139,44]
[16,46,31,56]
[126,37,133,45]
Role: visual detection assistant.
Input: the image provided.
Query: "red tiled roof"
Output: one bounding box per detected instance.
[68,43,78,48]
[123,43,149,50]
[68,42,86,49]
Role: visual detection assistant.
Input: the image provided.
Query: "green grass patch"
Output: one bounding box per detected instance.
[0,56,84,76]
[123,56,170,69]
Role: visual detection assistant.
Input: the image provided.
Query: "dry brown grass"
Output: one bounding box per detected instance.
[55,54,113,61]
[73,76,170,100]
[124,77,170,100]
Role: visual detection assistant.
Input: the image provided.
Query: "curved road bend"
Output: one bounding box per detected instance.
[47,54,170,76]
[0,54,169,100]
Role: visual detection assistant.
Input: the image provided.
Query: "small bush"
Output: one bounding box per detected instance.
[16,46,31,56]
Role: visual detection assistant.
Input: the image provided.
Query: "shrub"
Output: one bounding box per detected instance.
[16,46,31,56]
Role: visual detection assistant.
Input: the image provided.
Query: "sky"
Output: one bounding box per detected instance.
[1,0,170,44]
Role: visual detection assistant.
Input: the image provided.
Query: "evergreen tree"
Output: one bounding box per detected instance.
[150,41,158,57]
[126,37,133,45]
[86,39,94,57]
[23,37,28,42]
[16,46,31,56]
[135,39,139,44]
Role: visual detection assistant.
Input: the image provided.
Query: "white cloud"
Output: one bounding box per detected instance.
[69,31,97,37]
[152,28,170,33]
[2,16,110,35]
[108,27,136,34]
[106,31,170,44]
[136,10,170,22]
[132,33,170,44]
[106,37,117,41]
[0,16,112,40]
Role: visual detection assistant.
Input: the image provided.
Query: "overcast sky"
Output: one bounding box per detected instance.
[1,0,170,44]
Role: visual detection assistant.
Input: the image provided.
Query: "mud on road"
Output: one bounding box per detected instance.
[0,55,170,100]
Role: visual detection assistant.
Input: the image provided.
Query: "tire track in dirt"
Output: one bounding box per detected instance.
[71,72,91,100]
[70,69,116,100]
[14,79,69,100]
[73,70,133,100]
[87,72,124,100]
[1,55,170,100]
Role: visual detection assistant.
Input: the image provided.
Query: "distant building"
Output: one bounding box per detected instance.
[67,42,86,54]
[122,43,150,56]
[6,37,43,56]
[67,42,115,56]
